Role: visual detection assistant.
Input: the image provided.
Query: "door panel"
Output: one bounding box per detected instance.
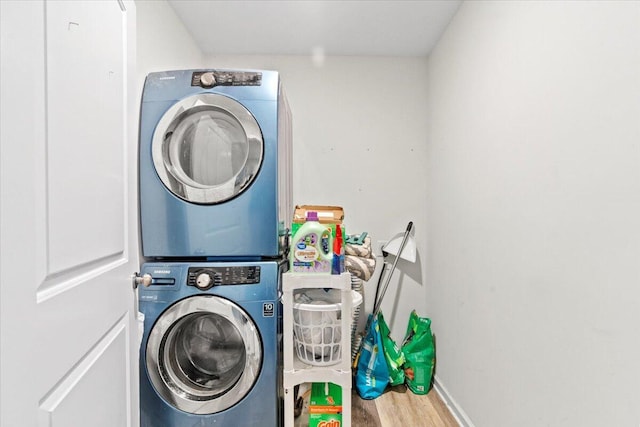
[46,0,125,274]
[0,1,138,426]
[38,318,129,427]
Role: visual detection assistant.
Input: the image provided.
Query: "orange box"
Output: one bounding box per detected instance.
[309,382,342,427]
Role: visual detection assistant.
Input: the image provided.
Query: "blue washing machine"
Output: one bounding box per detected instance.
[139,260,285,427]
[139,69,292,259]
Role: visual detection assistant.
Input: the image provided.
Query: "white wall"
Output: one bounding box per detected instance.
[204,54,430,339]
[426,2,640,426]
[136,0,204,97]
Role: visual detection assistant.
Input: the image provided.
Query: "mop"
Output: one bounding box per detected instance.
[353,221,414,366]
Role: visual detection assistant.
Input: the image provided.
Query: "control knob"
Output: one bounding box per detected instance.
[200,72,216,88]
[195,272,213,289]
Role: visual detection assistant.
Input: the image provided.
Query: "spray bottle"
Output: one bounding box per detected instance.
[331,224,344,275]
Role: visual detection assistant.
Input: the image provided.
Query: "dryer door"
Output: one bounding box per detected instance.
[151,93,263,204]
[146,295,262,414]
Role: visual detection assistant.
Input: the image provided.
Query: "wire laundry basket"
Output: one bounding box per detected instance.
[292,288,363,366]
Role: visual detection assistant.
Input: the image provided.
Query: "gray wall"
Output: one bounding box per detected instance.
[426,1,640,426]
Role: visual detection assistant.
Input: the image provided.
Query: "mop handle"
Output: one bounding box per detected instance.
[353,221,414,370]
[371,221,413,319]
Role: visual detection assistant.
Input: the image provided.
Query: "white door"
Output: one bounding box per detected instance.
[0,1,139,426]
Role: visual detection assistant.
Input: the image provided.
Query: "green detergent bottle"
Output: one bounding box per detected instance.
[290,212,333,274]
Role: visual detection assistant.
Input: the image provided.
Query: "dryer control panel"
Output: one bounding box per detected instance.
[191,70,262,88]
[187,266,261,290]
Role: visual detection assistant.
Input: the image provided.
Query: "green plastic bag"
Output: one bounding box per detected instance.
[377,313,405,386]
[401,310,435,395]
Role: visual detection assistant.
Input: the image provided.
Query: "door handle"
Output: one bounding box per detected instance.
[132,273,152,289]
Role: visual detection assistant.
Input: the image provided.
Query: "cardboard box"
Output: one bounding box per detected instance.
[309,382,342,427]
[293,205,344,224]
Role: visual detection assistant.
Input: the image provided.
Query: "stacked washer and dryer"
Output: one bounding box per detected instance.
[137,69,292,427]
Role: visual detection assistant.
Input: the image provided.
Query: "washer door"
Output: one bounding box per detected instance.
[146,295,262,414]
[152,93,263,204]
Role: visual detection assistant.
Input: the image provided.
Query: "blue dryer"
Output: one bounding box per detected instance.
[139,69,292,258]
[139,260,285,426]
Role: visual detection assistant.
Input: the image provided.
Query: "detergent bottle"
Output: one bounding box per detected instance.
[290,212,333,274]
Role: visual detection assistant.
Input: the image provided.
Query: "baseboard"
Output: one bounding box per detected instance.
[433,375,476,427]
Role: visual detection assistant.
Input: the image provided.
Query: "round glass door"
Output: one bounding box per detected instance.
[152,93,263,204]
[146,295,262,414]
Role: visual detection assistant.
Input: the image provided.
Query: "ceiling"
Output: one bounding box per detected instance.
[167,0,463,57]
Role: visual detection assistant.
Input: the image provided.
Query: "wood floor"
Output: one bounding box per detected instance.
[373,385,459,427]
[294,384,459,427]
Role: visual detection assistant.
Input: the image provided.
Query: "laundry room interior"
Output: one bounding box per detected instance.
[1,1,639,427]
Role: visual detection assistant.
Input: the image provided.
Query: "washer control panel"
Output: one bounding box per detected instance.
[191,71,262,88]
[187,266,261,290]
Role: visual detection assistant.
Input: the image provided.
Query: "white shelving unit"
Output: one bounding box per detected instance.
[282,272,353,427]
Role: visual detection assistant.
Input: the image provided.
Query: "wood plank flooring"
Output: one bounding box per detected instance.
[374,385,459,427]
[351,389,382,427]
[294,384,459,427]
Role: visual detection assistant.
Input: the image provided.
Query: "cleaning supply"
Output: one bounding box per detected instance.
[309,382,342,427]
[401,310,435,395]
[331,225,344,275]
[290,212,333,274]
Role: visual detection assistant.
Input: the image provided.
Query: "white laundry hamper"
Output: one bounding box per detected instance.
[292,288,363,366]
